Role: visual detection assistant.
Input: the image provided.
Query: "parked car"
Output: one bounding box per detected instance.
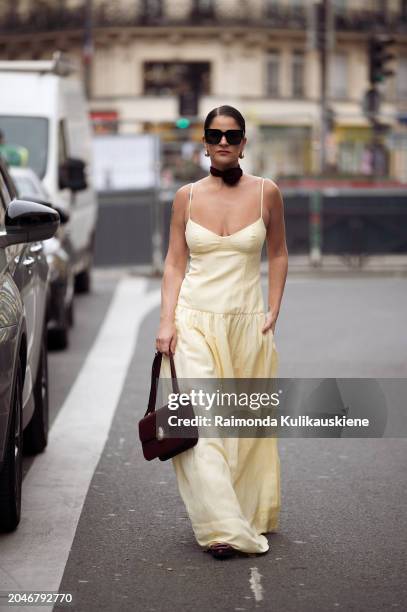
[0,158,59,531]
[10,166,74,350]
[0,51,98,294]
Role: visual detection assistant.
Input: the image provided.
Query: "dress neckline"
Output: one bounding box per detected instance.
[187,216,266,239]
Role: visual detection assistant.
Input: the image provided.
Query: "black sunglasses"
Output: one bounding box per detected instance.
[204,129,244,145]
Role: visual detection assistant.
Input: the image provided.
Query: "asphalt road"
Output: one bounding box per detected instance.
[1,269,406,612]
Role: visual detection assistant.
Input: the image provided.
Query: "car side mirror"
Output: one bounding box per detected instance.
[54,206,69,224]
[18,196,70,225]
[59,157,88,192]
[0,199,60,248]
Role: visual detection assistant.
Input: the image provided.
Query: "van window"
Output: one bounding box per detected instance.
[0,116,49,179]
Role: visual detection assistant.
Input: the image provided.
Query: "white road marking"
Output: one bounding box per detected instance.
[0,277,161,611]
[249,566,264,603]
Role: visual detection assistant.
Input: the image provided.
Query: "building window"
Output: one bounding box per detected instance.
[144,62,210,95]
[259,125,312,178]
[292,50,304,98]
[143,62,210,116]
[332,0,347,10]
[191,0,214,20]
[140,0,162,23]
[396,56,407,100]
[264,0,279,13]
[265,51,280,97]
[328,52,348,99]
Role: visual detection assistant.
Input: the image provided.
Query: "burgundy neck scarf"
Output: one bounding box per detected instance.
[210,164,243,186]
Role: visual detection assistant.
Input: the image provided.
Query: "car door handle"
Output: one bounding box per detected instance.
[29,243,43,253]
[22,256,35,267]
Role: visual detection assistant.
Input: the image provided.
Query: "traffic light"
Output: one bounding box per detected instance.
[175,117,191,129]
[368,36,395,85]
[175,117,191,142]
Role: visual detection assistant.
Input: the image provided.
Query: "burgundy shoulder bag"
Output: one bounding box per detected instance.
[138,350,199,461]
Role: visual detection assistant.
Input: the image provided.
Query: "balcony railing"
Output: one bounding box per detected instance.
[0,2,406,35]
[0,1,305,34]
[334,7,407,33]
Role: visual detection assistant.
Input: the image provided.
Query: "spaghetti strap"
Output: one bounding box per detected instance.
[188,183,194,220]
[260,177,265,220]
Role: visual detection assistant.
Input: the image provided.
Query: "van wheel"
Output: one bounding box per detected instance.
[0,362,23,532]
[23,332,49,454]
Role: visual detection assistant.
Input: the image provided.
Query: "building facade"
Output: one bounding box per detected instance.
[1,0,407,179]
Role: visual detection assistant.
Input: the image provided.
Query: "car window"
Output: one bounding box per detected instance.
[13,175,41,199]
[0,116,49,179]
[0,171,7,228]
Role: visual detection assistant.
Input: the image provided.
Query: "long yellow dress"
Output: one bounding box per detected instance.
[159,177,280,554]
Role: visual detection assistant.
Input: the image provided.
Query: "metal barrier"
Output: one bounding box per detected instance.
[93,187,407,271]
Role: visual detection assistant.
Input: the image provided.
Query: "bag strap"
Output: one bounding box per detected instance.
[146,350,180,415]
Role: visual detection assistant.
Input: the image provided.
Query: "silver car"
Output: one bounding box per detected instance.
[0,158,59,531]
[10,166,74,350]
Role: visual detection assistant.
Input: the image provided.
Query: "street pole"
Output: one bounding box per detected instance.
[83,0,93,100]
[319,1,328,176]
[151,133,164,277]
[151,192,164,277]
[309,1,330,266]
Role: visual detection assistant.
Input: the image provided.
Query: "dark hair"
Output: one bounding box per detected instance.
[204,105,246,133]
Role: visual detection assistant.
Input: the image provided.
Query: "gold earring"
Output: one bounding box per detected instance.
[239,152,245,159]
[204,150,210,157]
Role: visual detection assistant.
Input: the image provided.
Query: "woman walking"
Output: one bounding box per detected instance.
[156,105,288,559]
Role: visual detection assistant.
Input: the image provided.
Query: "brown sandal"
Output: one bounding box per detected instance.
[208,543,245,559]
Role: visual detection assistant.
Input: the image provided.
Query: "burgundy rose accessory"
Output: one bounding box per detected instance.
[210,165,243,186]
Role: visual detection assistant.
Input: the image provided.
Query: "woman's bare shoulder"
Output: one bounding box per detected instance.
[175,183,192,197]
[171,184,190,220]
[245,175,283,216]
[264,178,282,200]
[264,177,280,189]
[172,179,208,220]
[245,173,279,190]
[175,177,210,195]
[242,173,276,190]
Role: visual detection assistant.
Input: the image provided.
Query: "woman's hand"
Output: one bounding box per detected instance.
[156,319,177,355]
[261,310,277,335]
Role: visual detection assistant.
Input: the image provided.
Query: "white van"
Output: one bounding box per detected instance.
[0,52,98,292]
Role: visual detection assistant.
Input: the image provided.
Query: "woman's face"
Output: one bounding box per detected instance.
[203,114,247,169]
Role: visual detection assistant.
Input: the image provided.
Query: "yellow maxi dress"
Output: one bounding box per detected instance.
[159,177,280,554]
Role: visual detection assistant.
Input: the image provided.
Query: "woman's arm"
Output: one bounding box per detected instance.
[156,185,190,354]
[262,179,288,334]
